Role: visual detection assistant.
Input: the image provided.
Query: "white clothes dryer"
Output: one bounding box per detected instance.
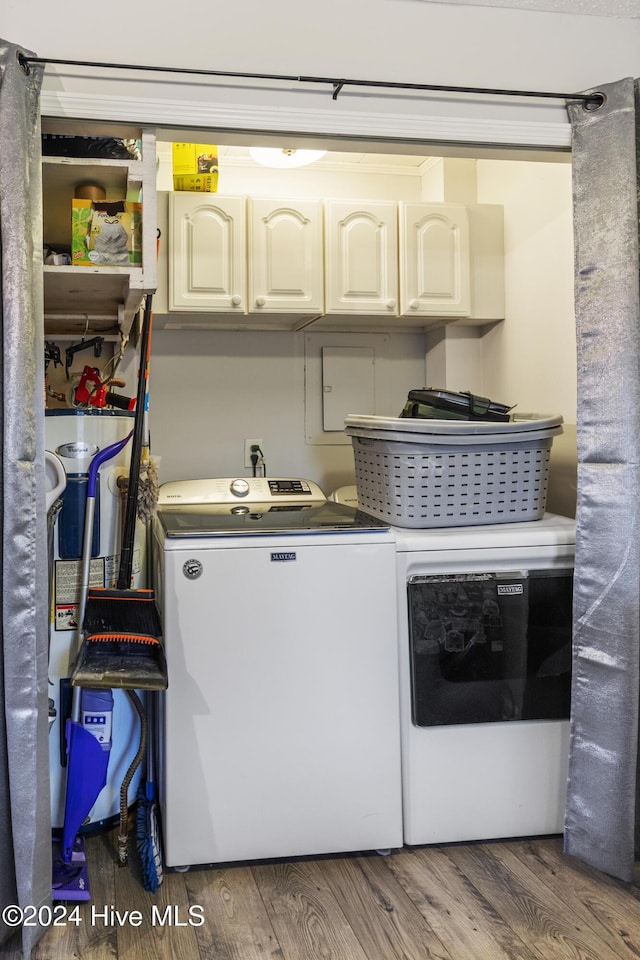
[395,513,575,845]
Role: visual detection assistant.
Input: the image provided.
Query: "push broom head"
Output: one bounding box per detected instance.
[71,588,168,690]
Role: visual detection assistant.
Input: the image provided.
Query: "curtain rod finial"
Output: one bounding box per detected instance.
[16,52,30,75]
[583,92,606,112]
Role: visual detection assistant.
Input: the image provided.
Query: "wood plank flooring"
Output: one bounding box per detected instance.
[28,828,640,960]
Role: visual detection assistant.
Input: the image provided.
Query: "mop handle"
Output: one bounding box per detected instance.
[117,296,153,590]
[77,433,133,636]
[87,433,133,498]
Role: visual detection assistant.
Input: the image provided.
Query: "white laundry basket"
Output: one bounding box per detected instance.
[344,414,563,528]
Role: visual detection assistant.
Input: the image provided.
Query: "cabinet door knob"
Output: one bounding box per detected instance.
[386,298,396,310]
[409,299,420,310]
[255,296,266,307]
[231,295,242,307]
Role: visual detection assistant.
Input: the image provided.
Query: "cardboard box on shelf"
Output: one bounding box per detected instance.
[172,142,218,192]
[71,199,142,266]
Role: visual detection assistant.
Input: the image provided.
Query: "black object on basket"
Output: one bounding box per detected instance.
[399,388,514,422]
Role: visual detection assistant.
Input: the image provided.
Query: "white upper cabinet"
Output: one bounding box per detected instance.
[324,201,398,316]
[156,189,503,331]
[248,198,324,315]
[169,193,246,312]
[399,203,471,319]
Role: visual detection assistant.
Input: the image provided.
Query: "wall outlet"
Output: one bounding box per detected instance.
[244,438,263,469]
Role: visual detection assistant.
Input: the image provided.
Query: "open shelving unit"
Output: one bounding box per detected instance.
[41,126,157,338]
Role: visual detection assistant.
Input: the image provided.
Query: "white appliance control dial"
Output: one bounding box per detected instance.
[229,478,250,498]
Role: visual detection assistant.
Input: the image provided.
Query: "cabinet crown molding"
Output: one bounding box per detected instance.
[40,90,572,156]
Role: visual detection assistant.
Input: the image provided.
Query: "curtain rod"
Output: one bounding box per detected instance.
[17,53,605,110]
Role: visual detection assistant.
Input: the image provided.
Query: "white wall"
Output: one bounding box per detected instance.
[7,1,640,139]
[418,154,575,420]
[478,159,577,516]
[478,159,576,422]
[10,0,639,91]
[424,158,577,515]
[148,328,426,494]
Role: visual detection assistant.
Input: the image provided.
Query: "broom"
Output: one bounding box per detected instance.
[132,354,163,888]
[72,294,167,869]
[72,294,167,692]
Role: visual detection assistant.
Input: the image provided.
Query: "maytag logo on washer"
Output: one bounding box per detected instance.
[183,559,203,580]
[497,583,524,596]
[271,552,296,562]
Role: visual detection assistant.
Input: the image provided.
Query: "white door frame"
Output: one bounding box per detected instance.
[39,89,572,156]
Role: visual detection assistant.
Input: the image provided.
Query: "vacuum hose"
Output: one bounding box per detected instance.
[118,689,147,867]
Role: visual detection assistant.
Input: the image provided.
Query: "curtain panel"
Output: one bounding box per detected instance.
[565,77,640,883]
[0,39,49,958]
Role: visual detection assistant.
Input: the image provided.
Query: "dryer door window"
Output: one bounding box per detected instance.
[408,569,573,726]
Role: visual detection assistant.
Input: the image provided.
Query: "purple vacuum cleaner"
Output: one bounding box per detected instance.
[52,432,132,901]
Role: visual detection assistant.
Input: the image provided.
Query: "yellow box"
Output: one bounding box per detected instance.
[172,174,218,193]
[172,142,218,192]
[71,199,142,266]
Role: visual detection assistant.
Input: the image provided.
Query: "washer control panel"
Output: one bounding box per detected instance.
[158,477,325,506]
[267,479,314,497]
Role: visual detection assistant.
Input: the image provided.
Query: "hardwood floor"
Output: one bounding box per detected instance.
[29,828,640,960]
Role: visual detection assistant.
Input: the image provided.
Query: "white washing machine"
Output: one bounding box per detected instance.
[152,477,403,868]
[45,409,145,829]
[395,513,575,845]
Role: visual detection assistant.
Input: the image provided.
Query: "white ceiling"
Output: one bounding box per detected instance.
[412,0,639,16]
[159,142,437,174]
[219,145,433,169]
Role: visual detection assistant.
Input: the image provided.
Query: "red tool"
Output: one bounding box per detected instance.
[74,365,136,410]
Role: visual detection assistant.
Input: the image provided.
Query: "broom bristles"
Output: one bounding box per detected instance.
[83,588,162,637]
[137,454,159,524]
[75,588,168,691]
[136,784,163,892]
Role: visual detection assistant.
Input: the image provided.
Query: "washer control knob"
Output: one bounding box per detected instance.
[229,478,250,498]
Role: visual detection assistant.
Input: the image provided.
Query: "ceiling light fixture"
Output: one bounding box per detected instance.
[249,147,327,169]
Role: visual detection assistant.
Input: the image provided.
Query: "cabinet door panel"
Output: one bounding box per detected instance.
[325,201,398,315]
[418,217,456,297]
[170,194,245,311]
[249,199,323,314]
[400,203,470,318]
